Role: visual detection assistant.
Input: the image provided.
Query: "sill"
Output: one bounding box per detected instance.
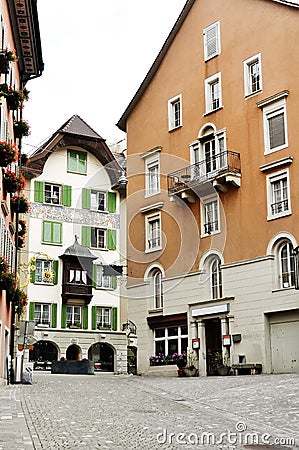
[90,246,108,251]
[148,308,163,315]
[272,286,294,293]
[67,170,87,175]
[203,106,224,116]
[43,202,63,207]
[244,89,262,99]
[145,247,162,254]
[201,230,221,238]
[264,144,288,155]
[34,282,54,286]
[144,191,161,199]
[168,125,182,133]
[90,209,109,214]
[267,211,291,221]
[41,241,63,246]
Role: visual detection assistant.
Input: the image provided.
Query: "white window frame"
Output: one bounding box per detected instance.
[96,265,112,289]
[91,190,106,212]
[153,270,163,309]
[145,212,162,253]
[34,303,51,326]
[244,53,262,97]
[35,259,54,285]
[266,169,291,221]
[210,257,223,299]
[154,325,188,357]
[203,20,221,61]
[44,183,61,205]
[91,227,107,249]
[204,72,222,114]
[201,194,220,236]
[66,305,82,328]
[168,94,182,131]
[278,241,295,289]
[145,153,160,197]
[262,98,288,154]
[96,307,111,329]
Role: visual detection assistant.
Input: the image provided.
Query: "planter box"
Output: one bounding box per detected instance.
[51,360,94,375]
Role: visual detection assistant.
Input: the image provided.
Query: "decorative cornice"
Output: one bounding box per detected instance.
[139,202,164,213]
[257,90,289,108]
[259,156,293,172]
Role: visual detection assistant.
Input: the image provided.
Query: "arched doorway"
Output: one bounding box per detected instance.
[66,344,81,361]
[88,342,115,372]
[29,341,58,363]
[127,346,137,375]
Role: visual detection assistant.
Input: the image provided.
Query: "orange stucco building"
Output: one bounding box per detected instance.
[118,0,299,375]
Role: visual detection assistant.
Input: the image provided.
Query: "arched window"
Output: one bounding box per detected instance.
[211,257,222,299]
[153,270,163,309]
[279,242,295,288]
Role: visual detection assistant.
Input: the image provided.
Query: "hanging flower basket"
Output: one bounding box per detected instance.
[5,86,29,110]
[3,170,25,193]
[0,142,18,167]
[17,236,25,249]
[0,262,15,292]
[14,120,30,138]
[18,219,27,237]
[11,194,30,213]
[12,287,28,317]
[6,50,18,62]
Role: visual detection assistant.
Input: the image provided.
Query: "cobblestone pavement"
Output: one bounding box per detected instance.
[0,372,298,450]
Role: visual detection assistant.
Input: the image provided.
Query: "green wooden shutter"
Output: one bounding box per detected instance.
[53,260,58,285]
[34,181,44,203]
[43,221,52,243]
[107,192,116,213]
[111,276,117,290]
[83,305,88,330]
[52,222,62,244]
[81,226,91,247]
[82,188,91,209]
[62,185,72,207]
[92,264,97,288]
[107,229,116,250]
[29,302,35,321]
[30,265,36,283]
[112,307,118,331]
[51,304,57,328]
[91,305,97,330]
[61,304,67,328]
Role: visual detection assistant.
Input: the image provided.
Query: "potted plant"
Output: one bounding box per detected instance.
[11,194,30,213]
[3,170,25,193]
[13,119,30,138]
[0,257,15,292]
[184,351,198,377]
[12,287,28,317]
[0,141,18,167]
[172,352,187,376]
[212,351,231,376]
[5,50,18,62]
[18,219,27,237]
[6,86,29,110]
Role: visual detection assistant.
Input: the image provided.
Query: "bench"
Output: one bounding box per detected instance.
[232,363,262,375]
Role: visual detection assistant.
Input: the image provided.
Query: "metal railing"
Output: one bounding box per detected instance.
[167,150,241,194]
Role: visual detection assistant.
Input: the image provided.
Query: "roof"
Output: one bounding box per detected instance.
[60,236,97,260]
[25,115,125,191]
[116,0,299,132]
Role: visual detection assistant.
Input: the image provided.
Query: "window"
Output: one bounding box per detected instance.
[211,257,222,299]
[203,21,220,61]
[35,259,54,284]
[168,94,182,131]
[153,270,163,309]
[91,228,106,249]
[145,155,160,196]
[42,221,62,245]
[244,54,262,96]
[91,191,106,211]
[267,170,291,220]
[67,149,87,174]
[279,242,295,289]
[69,269,87,284]
[44,183,61,205]
[146,213,161,252]
[34,303,50,326]
[201,195,219,235]
[260,97,288,154]
[205,73,222,113]
[95,265,112,289]
[66,305,81,327]
[154,325,188,357]
[96,307,111,329]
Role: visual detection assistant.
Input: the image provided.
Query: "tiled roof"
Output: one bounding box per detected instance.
[58,115,104,140]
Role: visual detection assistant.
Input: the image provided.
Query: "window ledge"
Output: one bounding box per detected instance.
[203,106,224,116]
[145,247,162,254]
[244,89,262,100]
[201,230,221,238]
[168,125,182,133]
[267,211,292,221]
[148,308,163,315]
[272,286,294,293]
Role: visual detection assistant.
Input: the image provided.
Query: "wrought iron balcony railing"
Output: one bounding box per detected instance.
[167,150,241,195]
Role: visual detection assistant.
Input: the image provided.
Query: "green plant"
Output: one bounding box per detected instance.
[6,50,18,62]
[185,350,197,370]
[14,119,30,138]
[172,352,187,368]
[18,220,27,237]
[3,170,26,193]
[13,287,28,316]
[0,257,16,292]
[11,194,30,213]
[211,351,230,368]
[0,141,18,167]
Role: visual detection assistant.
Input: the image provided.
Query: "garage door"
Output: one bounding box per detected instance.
[270,312,299,374]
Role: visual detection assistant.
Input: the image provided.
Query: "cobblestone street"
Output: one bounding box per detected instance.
[0,372,298,450]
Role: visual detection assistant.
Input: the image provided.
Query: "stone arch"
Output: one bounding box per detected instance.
[88,342,115,372]
[66,344,82,361]
[29,340,59,362]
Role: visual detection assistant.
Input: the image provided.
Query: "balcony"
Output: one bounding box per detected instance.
[167,150,241,197]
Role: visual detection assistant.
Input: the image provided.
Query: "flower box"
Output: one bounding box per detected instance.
[51,360,94,375]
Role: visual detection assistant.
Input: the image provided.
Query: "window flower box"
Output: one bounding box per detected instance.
[0,142,18,167]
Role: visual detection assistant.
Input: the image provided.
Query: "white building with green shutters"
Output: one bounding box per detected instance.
[21,115,130,373]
